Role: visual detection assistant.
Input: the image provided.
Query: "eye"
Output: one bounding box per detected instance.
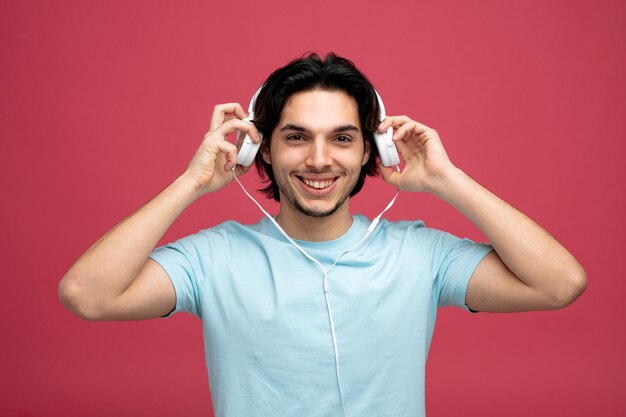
[286,134,306,141]
[334,135,353,143]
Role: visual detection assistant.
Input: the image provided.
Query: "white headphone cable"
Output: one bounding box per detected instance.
[231,168,399,417]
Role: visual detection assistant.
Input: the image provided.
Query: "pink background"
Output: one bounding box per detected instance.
[1,0,624,415]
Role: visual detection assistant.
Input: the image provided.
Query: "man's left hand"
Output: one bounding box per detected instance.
[377,116,456,195]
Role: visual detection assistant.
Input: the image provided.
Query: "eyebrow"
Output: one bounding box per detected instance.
[279,123,360,134]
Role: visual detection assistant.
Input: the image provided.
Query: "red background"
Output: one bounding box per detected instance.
[1,0,624,415]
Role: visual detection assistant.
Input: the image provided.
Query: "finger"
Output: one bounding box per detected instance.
[215,118,262,143]
[211,140,239,172]
[378,162,402,187]
[379,116,433,135]
[391,121,418,141]
[393,122,427,142]
[233,161,253,177]
[209,103,247,131]
[378,115,412,132]
[409,121,431,136]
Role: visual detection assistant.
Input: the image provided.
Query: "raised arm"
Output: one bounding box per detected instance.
[58,104,260,320]
[378,116,586,313]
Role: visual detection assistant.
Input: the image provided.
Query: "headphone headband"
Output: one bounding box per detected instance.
[239,85,399,167]
[247,86,387,121]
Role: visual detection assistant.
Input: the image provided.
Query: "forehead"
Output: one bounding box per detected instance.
[278,90,359,130]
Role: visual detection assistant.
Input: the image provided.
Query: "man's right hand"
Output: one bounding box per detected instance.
[58,102,262,321]
[183,103,262,196]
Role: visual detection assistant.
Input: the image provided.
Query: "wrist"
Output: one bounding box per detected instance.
[428,165,466,199]
[173,172,206,202]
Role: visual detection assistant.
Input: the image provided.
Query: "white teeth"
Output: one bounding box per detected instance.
[302,178,335,189]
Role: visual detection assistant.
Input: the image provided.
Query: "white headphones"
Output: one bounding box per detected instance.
[231,85,401,417]
[236,86,400,167]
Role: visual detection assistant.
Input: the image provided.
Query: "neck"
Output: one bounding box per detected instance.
[275,201,353,242]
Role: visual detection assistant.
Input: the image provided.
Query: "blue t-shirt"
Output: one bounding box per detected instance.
[149,215,492,417]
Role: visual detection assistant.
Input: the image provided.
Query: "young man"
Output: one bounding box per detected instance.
[59,53,586,417]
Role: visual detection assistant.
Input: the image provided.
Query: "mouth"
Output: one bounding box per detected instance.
[299,177,337,189]
[296,176,338,191]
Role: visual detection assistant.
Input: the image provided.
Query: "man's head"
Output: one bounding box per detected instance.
[252,52,381,203]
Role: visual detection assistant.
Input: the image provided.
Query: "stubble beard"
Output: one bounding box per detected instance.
[278,172,359,218]
[289,193,350,218]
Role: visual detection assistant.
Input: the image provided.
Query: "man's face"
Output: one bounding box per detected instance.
[262,89,370,218]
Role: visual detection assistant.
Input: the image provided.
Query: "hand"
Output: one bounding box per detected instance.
[377,116,456,194]
[182,103,261,196]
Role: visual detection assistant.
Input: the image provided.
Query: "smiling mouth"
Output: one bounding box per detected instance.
[297,176,338,190]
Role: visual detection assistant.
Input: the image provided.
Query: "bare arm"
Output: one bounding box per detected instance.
[58,103,261,320]
[433,167,586,312]
[59,175,199,320]
[378,117,586,312]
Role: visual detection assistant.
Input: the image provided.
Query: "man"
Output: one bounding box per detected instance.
[59,53,586,417]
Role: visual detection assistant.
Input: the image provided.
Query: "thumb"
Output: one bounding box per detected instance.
[379,163,401,187]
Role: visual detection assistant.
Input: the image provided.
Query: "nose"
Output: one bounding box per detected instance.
[305,138,331,170]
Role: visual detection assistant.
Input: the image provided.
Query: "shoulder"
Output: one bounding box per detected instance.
[365,216,427,239]
[188,218,269,240]
[367,216,477,255]
[355,215,434,254]
[374,217,467,242]
[156,219,269,254]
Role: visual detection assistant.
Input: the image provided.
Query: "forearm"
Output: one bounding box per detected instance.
[59,173,201,312]
[433,167,586,303]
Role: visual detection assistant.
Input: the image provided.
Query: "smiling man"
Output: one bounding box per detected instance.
[264,89,369,237]
[59,53,586,417]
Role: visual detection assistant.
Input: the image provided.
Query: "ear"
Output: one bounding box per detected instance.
[362,138,371,166]
[261,146,271,164]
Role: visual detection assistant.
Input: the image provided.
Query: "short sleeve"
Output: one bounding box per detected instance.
[420,228,493,311]
[149,231,215,319]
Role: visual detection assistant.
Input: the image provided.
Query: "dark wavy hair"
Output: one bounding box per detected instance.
[252,52,381,201]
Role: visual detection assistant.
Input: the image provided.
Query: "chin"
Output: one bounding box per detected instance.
[291,197,347,218]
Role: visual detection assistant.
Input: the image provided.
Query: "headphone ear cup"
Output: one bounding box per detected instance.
[236,132,262,166]
[235,116,262,167]
[374,126,400,167]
